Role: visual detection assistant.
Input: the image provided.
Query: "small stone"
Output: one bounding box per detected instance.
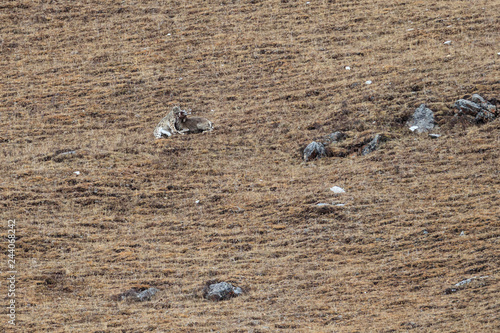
[409,126,419,132]
[115,287,159,302]
[429,134,441,139]
[323,131,346,144]
[443,40,452,45]
[361,134,385,156]
[316,203,330,207]
[460,231,465,236]
[74,171,80,175]
[470,94,487,105]
[365,80,372,85]
[303,141,326,162]
[203,282,242,301]
[330,186,345,194]
[345,66,351,70]
[136,288,159,302]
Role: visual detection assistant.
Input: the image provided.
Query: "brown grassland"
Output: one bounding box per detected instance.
[1,0,499,332]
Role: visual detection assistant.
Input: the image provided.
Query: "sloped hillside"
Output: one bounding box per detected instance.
[1,0,499,332]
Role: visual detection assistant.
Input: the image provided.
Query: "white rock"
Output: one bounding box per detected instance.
[195,200,200,204]
[330,186,345,194]
[345,66,351,70]
[74,171,80,175]
[460,231,465,236]
[443,40,452,45]
[365,80,372,85]
[316,203,330,207]
[409,126,419,132]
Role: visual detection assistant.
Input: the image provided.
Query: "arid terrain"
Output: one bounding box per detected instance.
[1,0,499,332]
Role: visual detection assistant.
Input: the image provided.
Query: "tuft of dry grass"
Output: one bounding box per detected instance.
[1,0,499,332]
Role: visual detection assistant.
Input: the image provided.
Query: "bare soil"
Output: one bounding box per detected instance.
[1,0,499,332]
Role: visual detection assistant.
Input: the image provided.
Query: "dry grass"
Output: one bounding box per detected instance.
[1,0,499,332]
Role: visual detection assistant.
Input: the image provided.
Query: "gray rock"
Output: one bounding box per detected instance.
[429,134,441,139]
[407,104,435,133]
[136,287,160,301]
[454,96,496,122]
[444,276,489,294]
[115,287,159,302]
[454,99,485,116]
[303,141,326,162]
[470,94,487,105]
[469,94,497,113]
[475,110,496,123]
[324,131,346,144]
[361,134,383,156]
[203,282,242,301]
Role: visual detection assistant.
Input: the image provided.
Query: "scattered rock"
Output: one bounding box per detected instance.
[323,131,346,144]
[444,276,489,294]
[114,287,159,302]
[409,126,419,132]
[407,104,435,133]
[361,134,385,155]
[59,150,77,156]
[330,186,345,194]
[203,282,242,301]
[453,94,497,123]
[303,141,326,162]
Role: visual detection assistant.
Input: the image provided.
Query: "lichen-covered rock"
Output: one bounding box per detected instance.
[115,287,159,302]
[407,104,435,133]
[454,99,485,116]
[361,134,384,156]
[454,95,496,123]
[303,141,326,162]
[470,94,497,113]
[324,131,346,144]
[203,282,242,301]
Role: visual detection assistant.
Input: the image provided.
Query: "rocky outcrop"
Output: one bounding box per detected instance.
[454,94,497,123]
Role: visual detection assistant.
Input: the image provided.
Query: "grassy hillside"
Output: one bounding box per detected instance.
[1,0,499,331]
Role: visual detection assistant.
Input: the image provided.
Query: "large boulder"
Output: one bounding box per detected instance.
[407,104,435,133]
